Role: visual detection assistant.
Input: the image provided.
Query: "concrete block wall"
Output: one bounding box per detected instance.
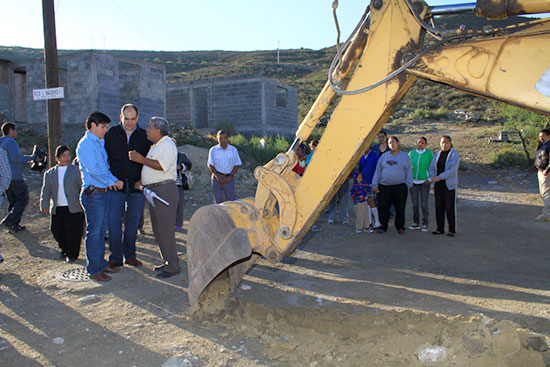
[263,79,298,136]
[209,79,262,133]
[134,66,165,126]
[166,74,297,136]
[166,85,191,124]
[0,62,10,115]
[63,53,95,124]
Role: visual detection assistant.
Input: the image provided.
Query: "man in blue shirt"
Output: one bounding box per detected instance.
[76,111,123,281]
[0,122,35,232]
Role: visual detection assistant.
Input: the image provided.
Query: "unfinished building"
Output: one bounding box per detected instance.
[166,74,298,136]
[0,50,165,126]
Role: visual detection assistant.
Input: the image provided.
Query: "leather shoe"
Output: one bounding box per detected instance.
[125,258,143,267]
[90,272,111,281]
[108,261,123,268]
[156,271,179,279]
[154,264,166,272]
[103,266,121,273]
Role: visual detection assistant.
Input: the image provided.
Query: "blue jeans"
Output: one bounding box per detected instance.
[3,180,29,226]
[81,191,109,275]
[108,190,144,263]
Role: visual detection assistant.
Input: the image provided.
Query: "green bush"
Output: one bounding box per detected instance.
[488,148,526,168]
[412,107,448,120]
[177,135,211,148]
[229,134,291,165]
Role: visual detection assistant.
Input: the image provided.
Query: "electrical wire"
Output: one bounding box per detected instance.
[329,1,550,96]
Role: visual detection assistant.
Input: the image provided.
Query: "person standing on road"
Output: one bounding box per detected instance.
[129,117,180,279]
[358,145,381,231]
[40,145,85,262]
[535,128,550,222]
[104,104,151,268]
[207,130,242,204]
[372,130,389,157]
[408,137,434,232]
[371,136,412,234]
[350,171,370,233]
[0,122,35,232]
[77,111,124,281]
[0,147,11,264]
[430,135,460,237]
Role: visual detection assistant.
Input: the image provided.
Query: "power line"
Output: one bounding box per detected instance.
[110,0,156,49]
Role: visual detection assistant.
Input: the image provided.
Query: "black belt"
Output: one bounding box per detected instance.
[144,180,175,189]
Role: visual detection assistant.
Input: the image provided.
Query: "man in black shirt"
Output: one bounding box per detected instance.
[535,128,550,222]
[104,104,152,266]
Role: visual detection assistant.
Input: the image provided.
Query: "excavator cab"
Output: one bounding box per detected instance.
[187,0,550,305]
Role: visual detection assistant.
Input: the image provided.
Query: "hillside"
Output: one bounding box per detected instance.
[0,14,538,122]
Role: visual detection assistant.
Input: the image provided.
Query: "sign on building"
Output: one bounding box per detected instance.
[32,87,64,101]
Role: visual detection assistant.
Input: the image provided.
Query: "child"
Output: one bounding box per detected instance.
[350,171,370,233]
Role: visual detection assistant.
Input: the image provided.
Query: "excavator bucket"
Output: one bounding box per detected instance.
[187,203,257,305]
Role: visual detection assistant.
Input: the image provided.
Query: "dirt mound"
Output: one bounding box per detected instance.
[194,300,548,367]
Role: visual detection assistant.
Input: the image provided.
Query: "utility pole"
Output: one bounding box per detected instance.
[42,0,62,168]
[277,41,280,64]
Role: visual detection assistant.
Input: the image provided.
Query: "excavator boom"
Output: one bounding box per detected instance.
[187,0,550,305]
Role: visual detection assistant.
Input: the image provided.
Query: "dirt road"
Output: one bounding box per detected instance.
[1,142,550,366]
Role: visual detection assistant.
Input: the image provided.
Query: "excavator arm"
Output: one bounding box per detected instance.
[187,0,550,305]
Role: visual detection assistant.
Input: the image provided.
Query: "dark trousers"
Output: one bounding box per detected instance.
[3,180,29,226]
[149,182,180,274]
[410,182,430,225]
[377,183,408,231]
[434,182,456,233]
[212,175,236,204]
[51,206,85,260]
[175,185,185,227]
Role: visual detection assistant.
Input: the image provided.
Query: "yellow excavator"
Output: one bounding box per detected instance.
[187,0,550,305]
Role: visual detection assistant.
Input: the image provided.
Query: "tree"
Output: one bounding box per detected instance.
[496,103,546,166]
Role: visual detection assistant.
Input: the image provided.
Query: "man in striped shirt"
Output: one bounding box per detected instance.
[207,130,242,204]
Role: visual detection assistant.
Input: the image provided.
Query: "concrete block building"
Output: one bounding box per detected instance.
[0,51,165,126]
[166,74,298,136]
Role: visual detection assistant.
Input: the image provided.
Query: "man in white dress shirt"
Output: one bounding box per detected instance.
[207,130,242,204]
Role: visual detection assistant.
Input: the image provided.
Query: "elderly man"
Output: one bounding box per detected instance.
[207,130,242,203]
[77,111,124,281]
[104,104,151,268]
[129,117,180,278]
[535,128,550,222]
[0,122,35,232]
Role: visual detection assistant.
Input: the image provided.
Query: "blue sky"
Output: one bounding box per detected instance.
[0,0,535,51]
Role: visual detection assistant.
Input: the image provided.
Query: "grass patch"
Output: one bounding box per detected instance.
[488,148,527,168]
[230,134,291,165]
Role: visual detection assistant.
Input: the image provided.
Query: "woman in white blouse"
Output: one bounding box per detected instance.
[40,145,85,262]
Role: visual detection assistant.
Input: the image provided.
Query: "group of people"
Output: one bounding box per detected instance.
[38,105,192,281]
[0,105,242,282]
[350,131,459,237]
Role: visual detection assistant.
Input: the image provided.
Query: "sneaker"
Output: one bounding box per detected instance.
[408,223,420,230]
[376,228,385,234]
[137,228,145,235]
[421,225,428,232]
[535,215,550,222]
[311,224,320,232]
[365,226,374,233]
[398,229,405,235]
[356,229,363,234]
[327,220,334,224]
[342,220,349,225]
